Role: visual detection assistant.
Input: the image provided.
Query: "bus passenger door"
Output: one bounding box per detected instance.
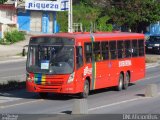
[94,42,110,89]
[75,46,85,93]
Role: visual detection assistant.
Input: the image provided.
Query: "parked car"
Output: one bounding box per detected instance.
[145,35,160,54]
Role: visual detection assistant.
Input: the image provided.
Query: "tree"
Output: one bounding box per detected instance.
[106,0,160,32]
[57,3,102,32]
[97,16,113,31]
[73,3,101,32]
[0,0,7,4]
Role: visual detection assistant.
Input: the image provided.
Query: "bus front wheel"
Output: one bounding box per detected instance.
[79,80,89,98]
[116,73,123,91]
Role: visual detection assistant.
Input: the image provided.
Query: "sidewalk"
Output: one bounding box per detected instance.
[0,33,53,61]
[0,35,31,63]
[0,35,30,57]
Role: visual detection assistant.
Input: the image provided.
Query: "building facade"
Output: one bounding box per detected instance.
[17,0,68,34]
[0,4,17,38]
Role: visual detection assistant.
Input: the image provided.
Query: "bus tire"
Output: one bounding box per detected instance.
[116,73,123,91]
[39,92,48,99]
[123,72,130,90]
[79,80,89,98]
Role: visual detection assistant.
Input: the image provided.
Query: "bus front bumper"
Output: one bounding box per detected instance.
[26,81,80,94]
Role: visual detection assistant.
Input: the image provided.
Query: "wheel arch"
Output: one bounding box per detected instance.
[126,70,131,82]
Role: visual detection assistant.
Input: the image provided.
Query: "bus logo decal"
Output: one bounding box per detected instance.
[119,60,132,67]
[84,66,92,76]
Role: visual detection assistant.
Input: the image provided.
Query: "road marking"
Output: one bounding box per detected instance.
[0,66,25,73]
[145,74,160,80]
[146,64,159,69]
[0,58,26,64]
[89,92,160,112]
[0,99,43,109]
[0,74,25,79]
[88,97,147,111]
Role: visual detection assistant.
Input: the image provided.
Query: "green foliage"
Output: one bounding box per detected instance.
[73,3,101,32]
[57,3,101,32]
[0,0,7,4]
[97,16,113,31]
[0,80,25,91]
[57,11,68,32]
[58,0,160,33]
[4,30,25,44]
[106,0,160,32]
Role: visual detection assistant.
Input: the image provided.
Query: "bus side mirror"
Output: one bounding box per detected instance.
[22,48,26,56]
[22,45,28,57]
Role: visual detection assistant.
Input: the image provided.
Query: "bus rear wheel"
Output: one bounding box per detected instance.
[79,80,89,98]
[39,92,48,99]
[123,72,130,90]
[116,73,123,91]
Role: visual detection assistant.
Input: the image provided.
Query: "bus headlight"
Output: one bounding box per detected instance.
[67,72,75,83]
[26,73,33,82]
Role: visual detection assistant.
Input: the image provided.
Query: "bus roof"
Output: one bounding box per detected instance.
[30,32,144,41]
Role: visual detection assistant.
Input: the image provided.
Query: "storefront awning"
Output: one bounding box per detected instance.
[0,17,15,24]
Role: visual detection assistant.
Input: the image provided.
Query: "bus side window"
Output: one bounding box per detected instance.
[117,41,124,59]
[93,42,102,62]
[101,41,109,60]
[138,39,144,56]
[109,41,117,60]
[85,43,92,63]
[132,40,138,57]
[124,40,131,58]
[76,46,83,69]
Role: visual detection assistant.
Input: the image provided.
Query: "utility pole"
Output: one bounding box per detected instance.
[68,0,73,33]
[15,0,18,8]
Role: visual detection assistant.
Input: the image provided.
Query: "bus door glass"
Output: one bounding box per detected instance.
[76,46,85,84]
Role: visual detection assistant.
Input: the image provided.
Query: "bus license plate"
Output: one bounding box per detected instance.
[148,47,152,49]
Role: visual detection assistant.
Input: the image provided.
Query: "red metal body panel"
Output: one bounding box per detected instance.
[26,32,145,94]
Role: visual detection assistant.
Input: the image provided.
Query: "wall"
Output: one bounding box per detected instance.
[17,9,30,31]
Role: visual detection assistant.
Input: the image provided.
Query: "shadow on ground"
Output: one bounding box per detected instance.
[0,81,136,101]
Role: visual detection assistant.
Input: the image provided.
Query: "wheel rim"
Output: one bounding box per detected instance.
[124,73,129,88]
[84,81,89,97]
[119,74,123,90]
[119,77,123,88]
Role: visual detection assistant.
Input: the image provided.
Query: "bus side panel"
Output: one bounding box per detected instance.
[74,66,86,93]
[109,60,120,87]
[94,61,110,89]
[130,57,145,82]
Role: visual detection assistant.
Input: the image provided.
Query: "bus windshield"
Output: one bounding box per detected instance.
[27,43,74,75]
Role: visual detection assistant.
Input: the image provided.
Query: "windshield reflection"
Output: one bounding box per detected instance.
[27,45,74,74]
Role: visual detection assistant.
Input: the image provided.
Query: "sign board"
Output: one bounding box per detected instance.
[61,0,69,11]
[25,0,69,11]
[25,0,61,11]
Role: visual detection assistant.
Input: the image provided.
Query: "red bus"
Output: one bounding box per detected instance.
[26,32,145,98]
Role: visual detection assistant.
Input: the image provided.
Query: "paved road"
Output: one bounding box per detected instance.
[0,63,160,115]
[0,61,26,83]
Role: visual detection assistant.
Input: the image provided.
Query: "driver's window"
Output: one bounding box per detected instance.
[76,46,83,69]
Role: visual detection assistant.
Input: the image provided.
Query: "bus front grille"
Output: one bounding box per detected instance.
[35,81,64,86]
